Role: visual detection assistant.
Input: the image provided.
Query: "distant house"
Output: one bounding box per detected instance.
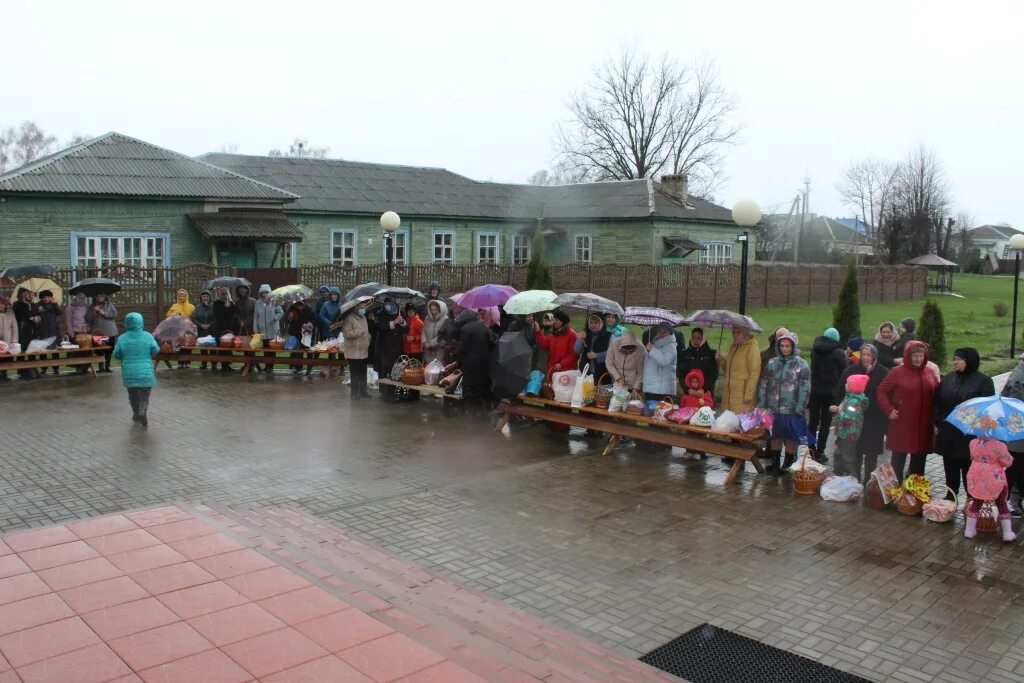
[968,224,1021,260]
[0,132,751,272]
[762,213,873,261]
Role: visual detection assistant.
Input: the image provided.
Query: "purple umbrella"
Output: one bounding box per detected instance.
[451,284,518,309]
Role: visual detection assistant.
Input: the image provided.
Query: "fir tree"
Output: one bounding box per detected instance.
[918,299,947,369]
[524,230,553,290]
[832,259,862,344]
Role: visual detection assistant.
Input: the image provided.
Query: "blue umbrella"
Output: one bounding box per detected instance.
[945,395,1024,442]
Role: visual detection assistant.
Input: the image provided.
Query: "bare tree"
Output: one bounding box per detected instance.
[65,133,91,147]
[553,50,739,196]
[268,138,330,158]
[0,121,57,172]
[527,160,591,186]
[836,157,898,249]
[951,210,975,268]
[880,145,952,262]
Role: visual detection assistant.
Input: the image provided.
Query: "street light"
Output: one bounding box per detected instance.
[1010,233,1024,357]
[732,199,761,315]
[380,211,401,286]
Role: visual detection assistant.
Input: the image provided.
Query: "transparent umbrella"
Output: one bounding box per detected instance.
[267,284,314,308]
[503,290,558,315]
[153,314,198,350]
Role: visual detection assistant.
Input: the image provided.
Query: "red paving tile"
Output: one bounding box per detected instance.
[3,527,77,553]
[82,597,180,641]
[339,632,445,682]
[0,672,13,683]
[66,515,139,540]
[129,561,215,595]
[145,519,218,544]
[261,655,375,683]
[186,603,286,647]
[295,609,395,654]
[136,648,252,683]
[0,616,101,667]
[157,580,248,620]
[222,627,328,678]
[19,541,99,571]
[84,529,162,556]
[0,540,10,557]
[224,565,311,601]
[256,585,350,625]
[0,593,73,637]
[0,572,51,607]
[36,557,121,591]
[0,555,30,581]
[394,660,491,683]
[194,548,277,579]
[0,652,10,672]
[106,544,187,574]
[15,642,133,683]
[109,676,144,683]
[108,621,213,671]
[167,533,245,561]
[124,506,193,528]
[58,576,148,614]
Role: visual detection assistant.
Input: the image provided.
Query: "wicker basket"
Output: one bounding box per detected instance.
[74,333,93,349]
[183,334,197,348]
[594,373,613,409]
[976,499,1000,534]
[625,388,646,416]
[268,339,285,350]
[219,336,235,349]
[922,484,957,523]
[895,491,924,516]
[400,358,425,385]
[159,341,174,354]
[793,455,824,495]
[864,476,888,510]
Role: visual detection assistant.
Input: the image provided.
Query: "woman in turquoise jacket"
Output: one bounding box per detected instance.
[113,312,160,426]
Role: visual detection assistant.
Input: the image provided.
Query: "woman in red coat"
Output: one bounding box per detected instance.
[534,310,579,375]
[876,340,938,482]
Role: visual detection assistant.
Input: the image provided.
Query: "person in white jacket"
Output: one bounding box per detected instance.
[252,284,283,374]
[643,323,678,401]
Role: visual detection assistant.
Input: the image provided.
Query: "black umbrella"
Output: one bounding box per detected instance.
[490,329,534,399]
[373,286,426,302]
[0,264,56,281]
[201,276,252,292]
[344,281,383,302]
[69,277,121,297]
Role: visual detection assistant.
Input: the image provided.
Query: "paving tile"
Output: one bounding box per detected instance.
[19,541,99,571]
[58,576,148,614]
[85,529,162,556]
[224,566,311,601]
[0,616,101,667]
[0,541,10,557]
[0,593,73,637]
[129,561,215,595]
[108,621,214,671]
[295,609,395,654]
[339,632,445,682]
[136,648,252,683]
[15,642,133,683]
[145,519,218,544]
[0,572,51,607]
[0,671,16,683]
[256,586,349,625]
[82,597,180,641]
[393,661,490,683]
[3,527,77,553]
[261,655,375,683]
[194,549,277,580]
[0,650,10,672]
[157,580,248,620]
[167,534,245,561]
[186,603,286,647]
[222,628,328,678]
[36,557,121,591]
[106,545,187,574]
[0,556,30,581]
[67,515,139,540]
[124,507,193,528]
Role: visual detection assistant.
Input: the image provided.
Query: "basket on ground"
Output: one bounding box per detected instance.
[896,492,924,516]
[793,456,824,495]
[922,484,957,523]
[594,373,613,409]
[976,499,999,533]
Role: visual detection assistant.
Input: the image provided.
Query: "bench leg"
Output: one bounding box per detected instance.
[89,363,98,378]
[494,412,511,433]
[602,434,620,456]
[750,453,766,474]
[241,362,251,377]
[724,458,745,485]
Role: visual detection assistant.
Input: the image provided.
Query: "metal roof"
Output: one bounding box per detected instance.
[200,153,733,223]
[905,254,958,267]
[0,133,297,202]
[968,224,1021,240]
[189,212,304,242]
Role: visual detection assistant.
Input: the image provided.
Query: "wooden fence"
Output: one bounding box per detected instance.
[37,262,926,326]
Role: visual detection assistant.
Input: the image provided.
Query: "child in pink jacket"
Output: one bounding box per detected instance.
[965,438,1016,541]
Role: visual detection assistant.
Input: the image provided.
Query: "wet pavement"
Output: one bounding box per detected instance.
[2,369,1024,682]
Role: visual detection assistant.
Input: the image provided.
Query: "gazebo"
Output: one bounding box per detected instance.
[906,253,958,293]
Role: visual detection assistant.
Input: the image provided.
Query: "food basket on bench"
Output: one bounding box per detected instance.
[74,333,94,349]
[594,373,613,409]
[400,358,425,385]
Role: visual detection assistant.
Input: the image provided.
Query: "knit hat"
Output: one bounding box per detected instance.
[553,310,571,325]
[846,374,869,394]
[259,284,272,294]
[847,337,864,351]
[824,327,840,342]
[900,317,916,333]
[319,285,330,293]
[39,290,53,298]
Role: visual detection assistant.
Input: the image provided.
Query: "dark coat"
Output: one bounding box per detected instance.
[213,300,240,337]
[576,326,611,379]
[36,302,62,340]
[234,288,255,334]
[194,297,216,336]
[874,339,900,369]
[375,307,405,376]
[454,308,492,399]
[810,336,848,398]
[934,349,994,461]
[285,303,315,339]
[876,341,938,454]
[835,362,890,456]
[679,340,718,393]
[12,296,38,347]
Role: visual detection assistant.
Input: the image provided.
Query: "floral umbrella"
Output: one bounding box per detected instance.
[946,396,1024,442]
[266,284,313,308]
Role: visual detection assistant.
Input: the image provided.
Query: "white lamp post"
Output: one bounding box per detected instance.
[380,211,401,286]
[1010,233,1024,357]
[732,200,761,314]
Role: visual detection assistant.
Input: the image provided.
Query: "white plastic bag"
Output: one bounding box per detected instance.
[608,386,630,412]
[424,359,445,386]
[788,455,826,474]
[712,410,740,433]
[571,363,591,408]
[689,406,715,428]
[552,369,581,403]
[820,475,864,502]
[26,337,56,353]
[367,368,379,388]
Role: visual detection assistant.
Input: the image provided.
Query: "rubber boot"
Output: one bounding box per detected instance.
[763,449,780,474]
[1001,518,1016,542]
[965,516,977,539]
[781,450,795,472]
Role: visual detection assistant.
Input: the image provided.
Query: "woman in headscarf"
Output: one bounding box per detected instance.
[760,326,790,374]
[935,347,995,495]
[376,297,405,400]
[574,313,611,380]
[832,343,889,482]
[85,293,118,373]
[876,341,938,482]
[1001,353,1024,516]
[421,299,449,366]
[194,290,216,370]
[603,313,627,339]
[212,288,239,372]
[534,310,579,376]
[402,302,424,359]
[318,287,342,340]
[65,292,91,374]
[478,307,501,341]
[874,321,900,369]
[718,326,761,414]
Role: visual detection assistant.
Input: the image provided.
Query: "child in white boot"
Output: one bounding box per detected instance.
[965,438,1016,541]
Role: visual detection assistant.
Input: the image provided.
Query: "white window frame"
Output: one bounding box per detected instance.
[573,234,592,264]
[698,241,733,265]
[432,231,456,264]
[511,233,531,265]
[281,243,298,268]
[330,229,358,266]
[69,231,171,277]
[475,232,500,264]
[382,229,409,264]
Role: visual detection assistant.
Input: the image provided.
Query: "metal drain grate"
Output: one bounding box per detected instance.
[640,624,873,682]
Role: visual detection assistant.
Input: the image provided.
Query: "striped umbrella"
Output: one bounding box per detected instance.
[623,306,685,326]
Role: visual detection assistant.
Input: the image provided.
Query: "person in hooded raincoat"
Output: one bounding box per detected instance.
[253,284,283,374]
[453,307,493,415]
[643,322,677,400]
[934,347,995,495]
[318,287,342,340]
[1001,353,1024,515]
[758,331,812,471]
[876,340,938,482]
[808,327,849,460]
[375,298,406,400]
[314,285,331,318]
[421,299,449,366]
[112,312,159,426]
[605,330,646,392]
[831,343,889,483]
[574,313,610,380]
[718,326,761,414]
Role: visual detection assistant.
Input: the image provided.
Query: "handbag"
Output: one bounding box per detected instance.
[390,354,411,381]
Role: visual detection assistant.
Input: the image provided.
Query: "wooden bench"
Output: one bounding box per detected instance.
[495,396,766,485]
[155,346,346,377]
[0,346,110,377]
[378,378,463,416]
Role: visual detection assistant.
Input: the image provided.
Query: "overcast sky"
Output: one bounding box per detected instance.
[5,0,1021,226]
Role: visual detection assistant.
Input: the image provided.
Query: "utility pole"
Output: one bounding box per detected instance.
[794,177,810,264]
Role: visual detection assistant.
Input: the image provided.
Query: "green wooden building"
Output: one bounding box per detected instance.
[0,132,751,271]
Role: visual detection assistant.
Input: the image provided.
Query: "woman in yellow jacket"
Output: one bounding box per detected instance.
[164,289,195,367]
[718,326,761,413]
